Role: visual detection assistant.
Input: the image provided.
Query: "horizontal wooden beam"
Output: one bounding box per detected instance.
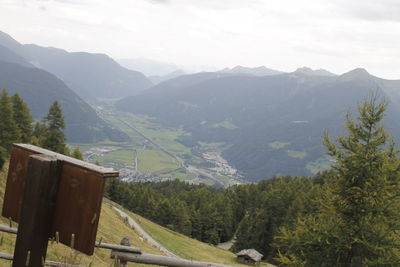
[111,251,236,267]
[0,252,83,267]
[0,225,17,234]
[95,241,141,254]
[0,224,142,254]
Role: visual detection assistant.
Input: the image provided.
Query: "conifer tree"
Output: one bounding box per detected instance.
[0,89,20,150]
[275,96,400,266]
[32,121,48,146]
[42,101,67,154]
[71,147,83,160]
[11,93,33,143]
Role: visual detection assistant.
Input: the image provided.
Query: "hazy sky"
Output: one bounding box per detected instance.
[1,0,400,78]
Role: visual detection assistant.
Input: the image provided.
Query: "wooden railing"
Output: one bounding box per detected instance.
[0,224,236,267]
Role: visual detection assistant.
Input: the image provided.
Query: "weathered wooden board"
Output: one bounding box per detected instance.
[2,144,118,255]
[2,146,40,222]
[51,163,106,255]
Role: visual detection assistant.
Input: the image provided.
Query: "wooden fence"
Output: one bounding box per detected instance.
[0,224,236,267]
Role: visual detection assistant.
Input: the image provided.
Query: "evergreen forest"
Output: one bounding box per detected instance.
[107,96,400,266]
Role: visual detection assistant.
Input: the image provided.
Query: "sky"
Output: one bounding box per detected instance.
[0,0,400,79]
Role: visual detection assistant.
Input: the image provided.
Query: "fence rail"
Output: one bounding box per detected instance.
[0,223,236,267]
[0,251,82,267]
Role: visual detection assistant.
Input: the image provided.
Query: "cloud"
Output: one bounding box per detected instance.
[1,0,400,79]
[334,0,400,22]
[148,0,170,4]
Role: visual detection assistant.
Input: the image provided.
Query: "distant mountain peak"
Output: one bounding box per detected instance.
[0,30,25,55]
[294,67,336,77]
[344,68,369,76]
[218,65,283,76]
[340,68,371,81]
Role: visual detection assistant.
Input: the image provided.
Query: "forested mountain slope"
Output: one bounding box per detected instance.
[0,31,153,100]
[118,69,400,181]
[0,60,129,143]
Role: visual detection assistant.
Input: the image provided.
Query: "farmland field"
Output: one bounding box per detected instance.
[69,105,243,187]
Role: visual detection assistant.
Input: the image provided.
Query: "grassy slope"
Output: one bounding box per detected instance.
[0,163,272,266]
[123,209,273,267]
[0,162,162,266]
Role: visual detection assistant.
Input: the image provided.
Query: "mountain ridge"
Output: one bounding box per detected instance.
[0,60,129,143]
[0,31,153,100]
[117,68,400,181]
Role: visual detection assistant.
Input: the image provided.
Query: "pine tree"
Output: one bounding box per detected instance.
[11,93,33,143]
[71,147,83,160]
[32,121,48,146]
[0,89,20,150]
[275,96,400,266]
[42,101,67,154]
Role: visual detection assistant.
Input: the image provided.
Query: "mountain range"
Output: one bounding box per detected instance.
[218,65,283,76]
[0,31,152,100]
[2,29,400,181]
[0,32,129,143]
[118,68,400,181]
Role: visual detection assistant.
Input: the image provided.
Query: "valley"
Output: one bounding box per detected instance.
[73,103,245,188]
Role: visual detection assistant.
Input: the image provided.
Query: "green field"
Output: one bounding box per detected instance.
[306,157,332,174]
[94,149,134,167]
[210,120,239,129]
[137,148,180,173]
[287,150,307,159]
[269,141,290,149]
[72,108,241,185]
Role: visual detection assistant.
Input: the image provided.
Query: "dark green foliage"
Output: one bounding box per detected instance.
[275,97,400,266]
[11,93,33,143]
[0,146,6,169]
[105,176,321,250]
[0,89,35,170]
[106,179,237,244]
[233,177,321,260]
[32,121,47,146]
[41,101,67,154]
[0,89,20,150]
[71,147,84,160]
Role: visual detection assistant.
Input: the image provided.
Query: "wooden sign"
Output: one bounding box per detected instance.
[2,144,118,255]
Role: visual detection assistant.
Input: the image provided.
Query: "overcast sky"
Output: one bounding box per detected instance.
[1,0,400,78]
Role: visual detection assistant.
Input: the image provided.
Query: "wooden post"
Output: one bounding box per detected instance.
[118,237,132,266]
[12,154,61,267]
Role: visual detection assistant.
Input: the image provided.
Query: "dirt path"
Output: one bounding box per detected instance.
[112,206,179,258]
[217,239,235,250]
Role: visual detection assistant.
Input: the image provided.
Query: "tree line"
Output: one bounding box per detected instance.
[107,96,400,266]
[0,88,83,170]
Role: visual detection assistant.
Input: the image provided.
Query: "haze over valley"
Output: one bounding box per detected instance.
[2,1,400,265]
[0,29,400,184]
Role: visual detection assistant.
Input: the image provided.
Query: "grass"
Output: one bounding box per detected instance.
[94,149,135,167]
[287,150,307,159]
[137,148,180,173]
[210,120,239,129]
[0,161,272,266]
[124,209,273,267]
[269,141,290,149]
[159,169,198,181]
[90,110,241,184]
[0,162,163,266]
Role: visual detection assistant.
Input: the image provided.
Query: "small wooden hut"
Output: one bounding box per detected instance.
[236,249,263,265]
